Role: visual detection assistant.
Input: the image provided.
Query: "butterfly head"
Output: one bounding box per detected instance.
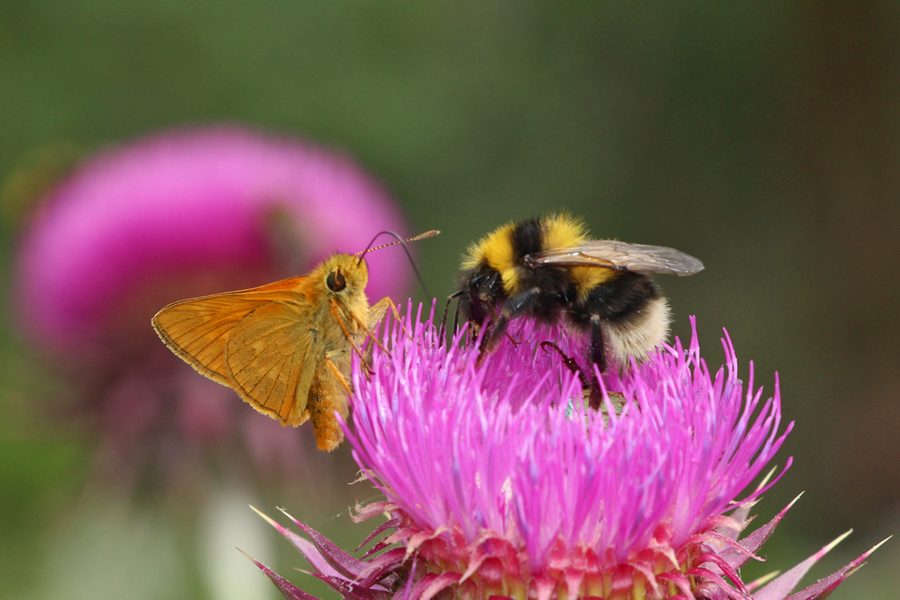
[318,253,369,299]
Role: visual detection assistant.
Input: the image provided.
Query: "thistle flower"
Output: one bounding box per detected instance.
[12,126,410,498]
[253,307,883,600]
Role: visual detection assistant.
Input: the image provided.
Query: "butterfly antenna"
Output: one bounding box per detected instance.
[356,230,439,297]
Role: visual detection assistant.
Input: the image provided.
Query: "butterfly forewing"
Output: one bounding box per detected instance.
[224,301,318,425]
[151,276,315,423]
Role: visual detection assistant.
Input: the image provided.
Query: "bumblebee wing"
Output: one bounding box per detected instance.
[151,276,315,424]
[531,240,704,276]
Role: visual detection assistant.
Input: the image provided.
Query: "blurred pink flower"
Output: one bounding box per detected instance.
[12,125,412,498]
[17,126,407,354]
[253,308,883,600]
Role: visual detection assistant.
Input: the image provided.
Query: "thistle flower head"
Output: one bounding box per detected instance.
[256,305,883,600]
[348,308,790,599]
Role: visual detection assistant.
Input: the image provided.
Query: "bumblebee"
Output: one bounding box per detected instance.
[455,213,703,373]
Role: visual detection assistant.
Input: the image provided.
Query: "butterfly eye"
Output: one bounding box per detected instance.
[326,270,346,292]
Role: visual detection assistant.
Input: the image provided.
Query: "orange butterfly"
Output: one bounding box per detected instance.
[152,232,437,451]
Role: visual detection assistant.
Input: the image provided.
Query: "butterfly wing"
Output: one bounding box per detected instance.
[151,276,316,425]
[531,240,704,276]
[224,300,318,425]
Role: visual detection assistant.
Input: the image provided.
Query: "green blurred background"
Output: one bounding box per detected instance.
[1,1,898,598]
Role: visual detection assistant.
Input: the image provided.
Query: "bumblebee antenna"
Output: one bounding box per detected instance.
[356,230,439,297]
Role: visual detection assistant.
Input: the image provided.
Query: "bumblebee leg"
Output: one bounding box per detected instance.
[541,341,590,388]
[588,314,608,374]
[440,290,464,343]
[476,287,540,365]
[542,340,607,410]
[453,294,464,342]
[479,313,507,352]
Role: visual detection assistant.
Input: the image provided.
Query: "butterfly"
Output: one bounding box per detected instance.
[152,231,437,451]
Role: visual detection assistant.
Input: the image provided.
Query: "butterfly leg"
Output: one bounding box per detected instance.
[324,356,352,395]
[353,296,398,356]
[367,296,403,331]
[328,298,372,367]
[371,296,417,343]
